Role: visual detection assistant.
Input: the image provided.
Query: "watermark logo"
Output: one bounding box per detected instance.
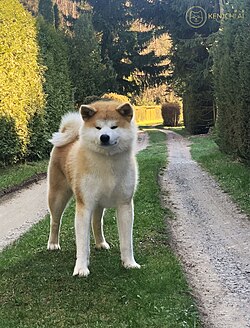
[186,6,207,29]
[185,5,245,28]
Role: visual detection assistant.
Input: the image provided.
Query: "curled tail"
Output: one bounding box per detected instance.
[49,112,81,147]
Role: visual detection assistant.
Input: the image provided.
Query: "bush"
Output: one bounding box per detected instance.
[183,91,214,135]
[102,93,130,103]
[83,95,103,104]
[0,117,22,167]
[0,0,45,165]
[161,102,180,127]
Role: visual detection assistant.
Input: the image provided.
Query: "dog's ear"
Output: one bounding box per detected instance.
[80,105,96,121]
[116,103,133,121]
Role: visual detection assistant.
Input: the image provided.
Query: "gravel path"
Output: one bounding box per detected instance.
[0,132,149,251]
[161,131,250,328]
[0,178,48,251]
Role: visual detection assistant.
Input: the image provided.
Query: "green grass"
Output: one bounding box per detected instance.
[0,160,48,192]
[190,135,250,216]
[0,131,200,328]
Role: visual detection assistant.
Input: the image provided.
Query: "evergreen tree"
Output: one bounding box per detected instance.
[28,17,74,160]
[88,0,168,95]
[53,3,61,29]
[38,0,55,25]
[212,0,250,161]
[69,12,115,105]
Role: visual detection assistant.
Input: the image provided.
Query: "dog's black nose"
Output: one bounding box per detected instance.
[100,134,110,144]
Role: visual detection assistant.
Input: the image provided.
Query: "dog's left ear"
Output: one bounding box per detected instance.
[80,105,97,121]
[116,103,134,121]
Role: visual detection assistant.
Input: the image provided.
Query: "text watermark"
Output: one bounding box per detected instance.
[186,5,245,29]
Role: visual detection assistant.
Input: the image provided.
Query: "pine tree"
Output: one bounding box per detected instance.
[38,0,55,25]
[88,0,168,95]
[69,12,115,105]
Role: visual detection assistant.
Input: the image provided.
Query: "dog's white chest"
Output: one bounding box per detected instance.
[82,160,136,209]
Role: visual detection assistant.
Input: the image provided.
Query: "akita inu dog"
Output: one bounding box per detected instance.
[47,101,140,277]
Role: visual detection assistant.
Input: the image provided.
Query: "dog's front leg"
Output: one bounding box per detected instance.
[73,202,92,277]
[117,201,140,269]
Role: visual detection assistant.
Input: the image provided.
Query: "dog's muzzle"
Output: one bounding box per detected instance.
[100,134,110,145]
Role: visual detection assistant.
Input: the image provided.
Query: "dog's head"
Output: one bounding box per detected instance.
[79,101,137,155]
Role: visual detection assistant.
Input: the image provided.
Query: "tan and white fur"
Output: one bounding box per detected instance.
[47,101,140,277]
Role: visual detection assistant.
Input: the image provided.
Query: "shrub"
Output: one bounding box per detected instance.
[161,102,180,127]
[83,95,103,105]
[0,117,22,167]
[0,0,45,165]
[183,91,214,135]
[101,93,129,103]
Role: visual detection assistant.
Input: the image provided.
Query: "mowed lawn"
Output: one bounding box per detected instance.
[0,131,200,328]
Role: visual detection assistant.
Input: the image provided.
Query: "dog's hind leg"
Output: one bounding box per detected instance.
[47,174,72,250]
[92,206,110,250]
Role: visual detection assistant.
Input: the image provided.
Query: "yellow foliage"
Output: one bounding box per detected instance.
[134,106,163,125]
[102,93,129,103]
[0,0,45,155]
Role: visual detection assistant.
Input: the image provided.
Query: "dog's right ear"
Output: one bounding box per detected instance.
[80,105,97,121]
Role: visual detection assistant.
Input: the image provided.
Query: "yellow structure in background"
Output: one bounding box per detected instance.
[134,106,163,126]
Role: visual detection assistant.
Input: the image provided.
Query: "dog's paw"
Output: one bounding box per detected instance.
[122,260,141,269]
[73,263,90,277]
[95,241,110,250]
[47,242,61,250]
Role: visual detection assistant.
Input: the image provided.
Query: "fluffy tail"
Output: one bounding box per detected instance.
[49,112,81,147]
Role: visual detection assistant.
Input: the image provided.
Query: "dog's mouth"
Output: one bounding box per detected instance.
[100,141,118,147]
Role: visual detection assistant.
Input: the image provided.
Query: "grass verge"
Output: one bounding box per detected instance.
[0,131,200,328]
[0,160,48,193]
[190,135,250,216]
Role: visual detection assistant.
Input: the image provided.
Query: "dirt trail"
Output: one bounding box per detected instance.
[161,131,250,328]
[0,132,148,251]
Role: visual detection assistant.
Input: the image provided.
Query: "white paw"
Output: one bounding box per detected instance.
[122,260,141,269]
[95,241,110,250]
[73,262,90,277]
[47,242,61,250]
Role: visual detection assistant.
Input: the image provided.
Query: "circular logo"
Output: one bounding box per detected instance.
[186,6,207,29]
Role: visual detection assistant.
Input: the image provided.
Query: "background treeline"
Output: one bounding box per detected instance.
[136,0,249,163]
[0,0,170,166]
[0,0,249,166]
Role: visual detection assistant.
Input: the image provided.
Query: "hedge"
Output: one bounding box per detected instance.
[27,17,74,161]
[0,0,45,165]
[212,1,250,162]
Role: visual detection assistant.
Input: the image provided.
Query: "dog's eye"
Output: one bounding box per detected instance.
[111,126,118,129]
[96,127,101,130]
